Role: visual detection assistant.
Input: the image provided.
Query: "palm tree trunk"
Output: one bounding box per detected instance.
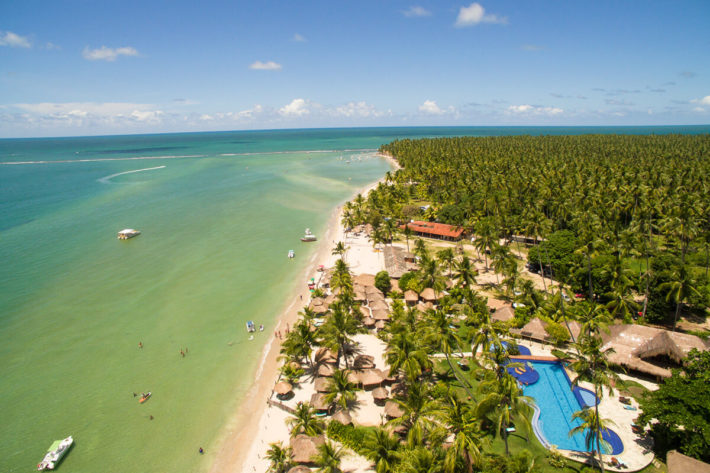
[587,253,594,300]
[672,301,681,332]
[445,353,477,401]
[503,428,510,456]
[538,246,547,292]
[595,387,605,473]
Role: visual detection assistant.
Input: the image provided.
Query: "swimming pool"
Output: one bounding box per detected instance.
[515,359,623,454]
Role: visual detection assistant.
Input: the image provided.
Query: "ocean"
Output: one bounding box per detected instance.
[1,126,707,472]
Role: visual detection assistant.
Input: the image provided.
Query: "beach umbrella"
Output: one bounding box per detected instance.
[314,377,331,393]
[372,386,388,403]
[332,410,353,425]
[310,392,329,411]
[274,381,293,396]
[384,400,404,418]
[290,434,325,464]
[317,364,335,377]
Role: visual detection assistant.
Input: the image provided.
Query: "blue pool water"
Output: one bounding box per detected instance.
[517,360,623,454]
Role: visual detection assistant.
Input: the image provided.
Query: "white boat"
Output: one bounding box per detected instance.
[117,229,141,240]
[300,228,317,242]
[246,320,255,333]
[288,250,295,259]
[37,436,73,470]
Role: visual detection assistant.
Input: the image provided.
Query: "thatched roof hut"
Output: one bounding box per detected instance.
[372,386,388,402]
[375,320,386,330]
[290,434,325,464]
[420,287,439,302]
[314,377,331,393]
[369,300,389,311]
[667,450,710,473]
[353,354,375,369]
[371,309,390,321]
[310,303,328,315]
[390,278,400,292]
[487,298,508,311]
[315,347,337,364]
[519,318,549,342]
[367,292,386,303]
[363,316,376,327]
[416,302,434,312]
[324,294,336,306]
[566,321,582,342]
[491,305,515,323]
[288,466,312,473]
[404,290,419,305]
[354,290,367,302]
[332,410,353,425]
[632,330,686,363]
[364,284,383,296]
[354,274,376,286]
[384,400,404,418]
[310,392,329,411]
[353,369,385,388]
[274,381,293,396]
[317,364,335,377]
[359,306,371,318]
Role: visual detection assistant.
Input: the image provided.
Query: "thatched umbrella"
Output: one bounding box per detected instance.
[315,347,337,364]
[310,392,329,411]
[372,309,390,321]
[369,300,389,311]
[363,316,376,327]
[332,410,353,425]
[372,386,388,404]
[317,363,335,377]
[353,354,375,369]
[314,377,331,393]
[290,434,325,464]
[420,287,438,302]
[311,304,328,315]
[384,400,404,418]
[404,290,419,305]
[275,381,293,397]
[310,297,325,307]
[355,369,385,389]
[288,466,312,473]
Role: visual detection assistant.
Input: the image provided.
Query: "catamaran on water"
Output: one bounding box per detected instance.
[300,228,317,242]
[37,436,73,471]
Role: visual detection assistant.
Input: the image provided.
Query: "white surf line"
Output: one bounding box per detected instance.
[98,165,166,183]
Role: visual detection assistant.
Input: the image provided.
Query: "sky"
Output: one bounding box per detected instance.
[1,0,709,137]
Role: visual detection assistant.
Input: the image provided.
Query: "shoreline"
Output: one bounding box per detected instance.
[208,152,397,473]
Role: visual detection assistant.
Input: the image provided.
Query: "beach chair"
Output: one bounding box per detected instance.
[623,405,637,411]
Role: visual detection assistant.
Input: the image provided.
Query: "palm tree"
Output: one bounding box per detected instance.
[383,217,398,245]
[440,393,487,473]
[453,256,477,288]
[659,263,699,331]
[388,381,442,447]
[265,442,292,473]
[418,255,446,292]
[477,372,532,456]
[385,331,431,381]
[414,238,428,259]
[280,319,316,367]
[319,303,362,368]
[332,241,348,262]
[287,402,325,436]
[324,369,360,412]
[398,446,446,473]
[473,218,497,271]
[437,248,456,278]
[360,427,400,473]
[568,408,616,472]
[313,441,343,473]
[403,224,413,253]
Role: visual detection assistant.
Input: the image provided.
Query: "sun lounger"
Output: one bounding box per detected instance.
[623,405,637,411]
[505,426,516,433]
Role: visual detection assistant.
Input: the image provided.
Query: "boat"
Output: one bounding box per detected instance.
[246,320,255,333]
[139,392,151,403]
[300,228,317,242]
[37,436,73,471]
[287,250,295,259]
[117,229,141,240]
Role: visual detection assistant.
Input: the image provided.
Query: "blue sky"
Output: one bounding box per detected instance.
[1,0,709,137]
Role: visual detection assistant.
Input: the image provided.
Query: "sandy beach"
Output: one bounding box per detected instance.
[208,153,397,473]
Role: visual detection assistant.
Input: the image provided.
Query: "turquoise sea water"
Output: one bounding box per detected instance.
[1,126,706,472]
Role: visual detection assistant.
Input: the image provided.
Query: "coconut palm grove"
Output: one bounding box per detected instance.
[267,134,710,473]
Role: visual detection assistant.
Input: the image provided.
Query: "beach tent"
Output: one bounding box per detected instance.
[290,434,325,464]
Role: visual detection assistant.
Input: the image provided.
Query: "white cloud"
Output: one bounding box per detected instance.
[333,101,383,118]
[698,95,710,106]
[507,104,564,116]
[44,42,61,50]
[236,104,264,119]
[249,60,282,71]
[279,98,310,117]
[455,2,507,27]
[418,100,457,116]
[82,46,139,61]
[10,102,164,127]
[0,31,31,48]
[692,107,705,113]
[293,33,307,42]
[403,6,431,17]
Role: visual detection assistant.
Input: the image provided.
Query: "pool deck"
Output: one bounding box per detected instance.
[513,341,656,472]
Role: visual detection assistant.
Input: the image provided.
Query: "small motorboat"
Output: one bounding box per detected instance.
[246,320,255,333]
[288,250,295,259]
[37,436,73,471]
[300,228,317,242]
[139,392,151,404]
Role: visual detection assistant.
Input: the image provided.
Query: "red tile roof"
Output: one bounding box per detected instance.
[402,220,464,239]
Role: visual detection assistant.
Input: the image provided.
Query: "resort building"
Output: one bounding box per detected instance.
[400,220,464,241]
